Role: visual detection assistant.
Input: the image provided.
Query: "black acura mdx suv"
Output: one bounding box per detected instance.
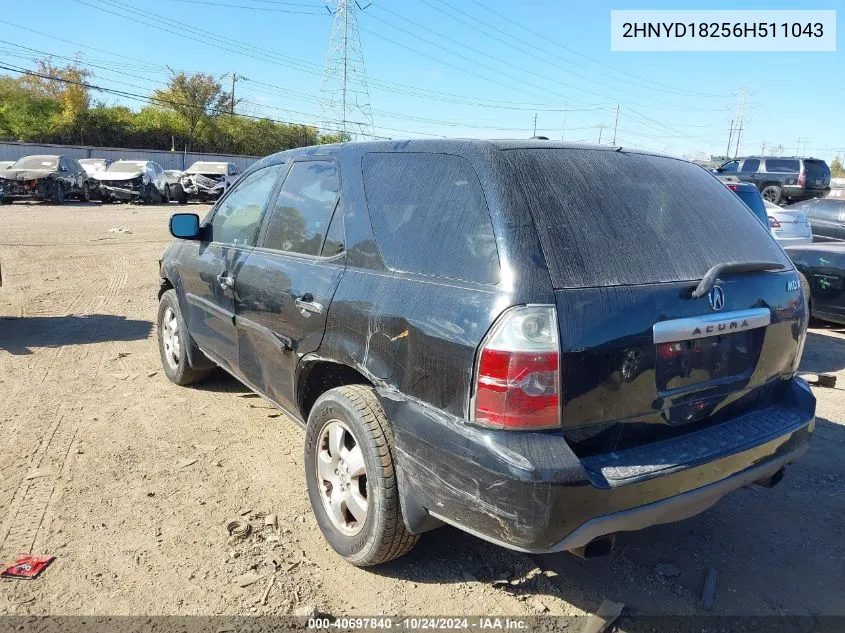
[158,140,815,566]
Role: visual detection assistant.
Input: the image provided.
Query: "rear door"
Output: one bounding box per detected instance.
[178,163,283,372]
[504,148,803,453]
[235,158,345,412]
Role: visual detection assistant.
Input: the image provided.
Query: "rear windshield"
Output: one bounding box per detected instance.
[504,149,788,288]
[804,160,831,183]
[733,187,768,226]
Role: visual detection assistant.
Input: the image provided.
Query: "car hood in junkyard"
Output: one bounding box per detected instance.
[99,171,144,182]
[0,169,58,181]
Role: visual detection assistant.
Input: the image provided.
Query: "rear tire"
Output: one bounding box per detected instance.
[761,185,782,205]
[164,184,172,203]
[81,182,91,202]
[304,385,418,567]
[175,184,188,205]
[157,289,213,386]
[52,182,65,205]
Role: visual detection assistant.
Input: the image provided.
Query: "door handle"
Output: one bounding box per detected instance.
[216,273,234,290]
[295,294,323,315]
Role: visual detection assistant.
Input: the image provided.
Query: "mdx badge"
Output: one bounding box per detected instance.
[786,279,800,292]
[708,285,725,311]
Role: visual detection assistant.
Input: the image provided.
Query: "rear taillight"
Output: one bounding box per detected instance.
[726,184,738,192]
[768,216,781,228]
[798,172,806,186]
[472,305,560,431]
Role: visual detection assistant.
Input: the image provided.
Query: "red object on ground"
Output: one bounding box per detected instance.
[1,554,55,580]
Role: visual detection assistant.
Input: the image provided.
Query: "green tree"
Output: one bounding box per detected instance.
[832,157,844,178]
[18,58,92,143]
[151,72,232,151]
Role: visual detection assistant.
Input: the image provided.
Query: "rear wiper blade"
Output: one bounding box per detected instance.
[690,261,785,298]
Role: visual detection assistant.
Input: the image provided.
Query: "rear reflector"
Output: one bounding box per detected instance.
[472,305,560,430]
[798,172,806,186]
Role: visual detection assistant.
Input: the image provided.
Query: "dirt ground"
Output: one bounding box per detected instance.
[0,202,843,623]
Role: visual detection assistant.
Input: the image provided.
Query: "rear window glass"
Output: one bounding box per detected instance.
[765,159,800,173]
[362,152,499,284]
[733,187,768,226]
[504,149,788,288]
[804,160,831,182]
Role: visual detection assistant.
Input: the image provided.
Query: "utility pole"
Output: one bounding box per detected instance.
[533,113,537,137]
[611,104,620,145]
[561,103,567,140]
[230,73,238,115]
[732,88,747,158]
[761,140,767,155]
[795,137,804,156]
[597,124,607,144]
[726,119,734,160]
[320,0,375,140]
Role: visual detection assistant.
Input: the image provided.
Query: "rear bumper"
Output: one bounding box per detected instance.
[383,377,815,553]
[782,185,830,201]
[774,235,813,246]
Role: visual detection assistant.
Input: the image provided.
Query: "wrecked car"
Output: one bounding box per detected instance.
[78,158,113,177]
[0,161,14,170]
[0,155,93,204]
[158,139,815,567]
[99,160,171,204]
[177,161,240,203]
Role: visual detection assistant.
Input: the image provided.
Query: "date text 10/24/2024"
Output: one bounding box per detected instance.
[610,10,836,52]
[308,618,528,630]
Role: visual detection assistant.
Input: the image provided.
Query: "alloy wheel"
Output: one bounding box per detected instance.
[161,306,181,370]
[315,420,368,536]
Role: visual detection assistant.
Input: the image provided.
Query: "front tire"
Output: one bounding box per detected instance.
[304,385,418,567]
[157,289,212,385]
[761,185,782,205]
[81,182,91,202]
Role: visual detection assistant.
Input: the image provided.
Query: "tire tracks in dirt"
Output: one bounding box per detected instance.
[0,255,130,560]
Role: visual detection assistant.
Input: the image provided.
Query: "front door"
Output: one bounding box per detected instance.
[179,163,284,372]
[235,159,345,412]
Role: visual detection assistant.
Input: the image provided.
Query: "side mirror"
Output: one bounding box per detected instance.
[170,213,201,239]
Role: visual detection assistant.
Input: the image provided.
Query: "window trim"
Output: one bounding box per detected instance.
[254,156,344,261]
[203,161,286,247]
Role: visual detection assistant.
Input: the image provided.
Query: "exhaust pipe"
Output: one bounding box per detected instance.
[754,467,785,489]
[569,535,615,559]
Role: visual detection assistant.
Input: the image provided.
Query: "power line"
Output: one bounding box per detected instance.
[0,38,605,135]
[0,16,611,113]
[0,61,445,140]
[462,0,726,100]
[416,0,731,104]
[163,0,326,13]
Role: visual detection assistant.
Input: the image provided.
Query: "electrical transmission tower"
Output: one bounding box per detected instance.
[319,0,375,141]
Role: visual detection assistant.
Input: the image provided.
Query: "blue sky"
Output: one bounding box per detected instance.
[0,0,841,161]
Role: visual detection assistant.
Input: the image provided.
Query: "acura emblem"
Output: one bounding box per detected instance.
[709,285,725,311]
